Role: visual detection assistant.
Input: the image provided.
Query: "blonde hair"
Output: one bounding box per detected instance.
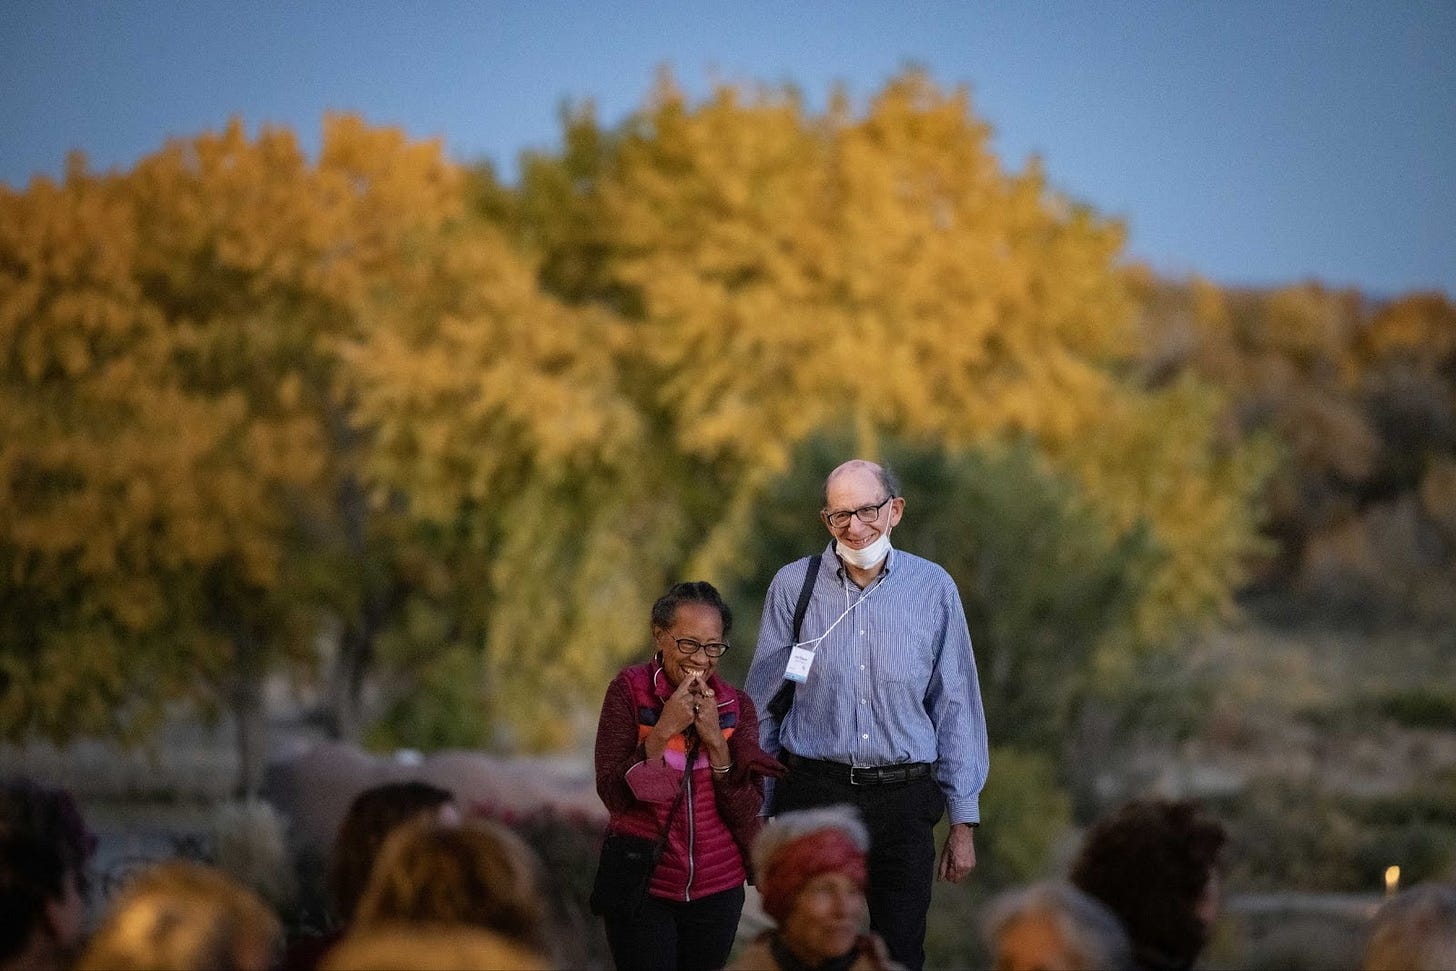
[76,861,280,971]
[322,925,548,971]
[352,816,546,952]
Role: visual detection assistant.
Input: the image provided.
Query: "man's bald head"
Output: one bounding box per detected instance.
[823,460,900,508]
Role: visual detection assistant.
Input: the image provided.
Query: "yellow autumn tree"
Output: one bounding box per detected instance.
[342,212,662,748]
[509,69,1271,640]
[0,148,320,777]
[3,116,607,775]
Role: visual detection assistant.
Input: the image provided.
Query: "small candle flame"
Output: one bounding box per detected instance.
[1385,865,1401,897]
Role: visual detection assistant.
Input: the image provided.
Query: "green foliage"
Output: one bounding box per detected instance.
[1297,686,1456,733]
[923,746,1072,970]
[365,645,491,751]
[975,746,1074,885]
[1366,687,1456,730]
[1211,775,1456,892]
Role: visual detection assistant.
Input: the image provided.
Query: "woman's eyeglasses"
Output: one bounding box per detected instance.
[674,637,730,658]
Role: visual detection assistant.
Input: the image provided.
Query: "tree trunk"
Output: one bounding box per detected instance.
[231,628,266,798]
[326,454,389,744]
[330,620,373,743]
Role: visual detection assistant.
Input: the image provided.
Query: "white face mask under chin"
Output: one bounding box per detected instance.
[837,532,891,570]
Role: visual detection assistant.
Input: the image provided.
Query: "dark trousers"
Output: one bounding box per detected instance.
[603,884,745,971]
[775,762,944,971]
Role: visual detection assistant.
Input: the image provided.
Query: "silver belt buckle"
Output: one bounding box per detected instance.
[849,765,869,786]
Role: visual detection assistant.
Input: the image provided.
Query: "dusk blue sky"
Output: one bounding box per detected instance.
[4,2,1453,297]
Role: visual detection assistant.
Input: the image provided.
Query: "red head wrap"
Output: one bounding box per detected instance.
[758,828,868,925]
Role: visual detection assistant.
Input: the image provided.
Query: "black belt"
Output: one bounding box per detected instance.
[786,752,932,787]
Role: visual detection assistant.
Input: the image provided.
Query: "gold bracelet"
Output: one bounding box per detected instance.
[710,761,732,774]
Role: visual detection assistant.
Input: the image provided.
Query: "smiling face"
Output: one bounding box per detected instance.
[823,462,902,553]
[781,871,866,966]
[655,601,725,688]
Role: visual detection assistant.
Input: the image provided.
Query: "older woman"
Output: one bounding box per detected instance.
[594,581,782,971]
[981,881,1132,971]
[732,805,901,971]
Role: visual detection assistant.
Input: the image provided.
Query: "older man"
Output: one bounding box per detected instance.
[745,459,989,971]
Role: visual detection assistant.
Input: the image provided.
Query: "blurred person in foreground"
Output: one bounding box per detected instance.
[320,924,547,971]
[0,777,97,971]
[731,805,901,971]
[284,780,457,970]
[75,860,280,971]
[1362,880,1456,971]
[594,581,784,971]
[1069,798,1226,971]
[348,814,548,959]
[981,881,1132,971]
[745,459,989,971]
[327,781,458,929]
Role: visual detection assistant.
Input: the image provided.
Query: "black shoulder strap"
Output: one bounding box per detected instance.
[768,554,822,723]
[791,553,822,643]
[652,735,700,858]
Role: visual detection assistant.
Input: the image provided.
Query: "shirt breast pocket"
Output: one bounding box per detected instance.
[874,627,935,687]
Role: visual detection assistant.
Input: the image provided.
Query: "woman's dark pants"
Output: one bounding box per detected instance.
[603,884,745,971]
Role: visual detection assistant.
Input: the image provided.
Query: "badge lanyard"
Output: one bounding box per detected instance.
[783,573,885,684]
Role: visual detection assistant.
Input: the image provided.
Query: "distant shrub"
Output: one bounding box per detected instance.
[1211,776,1456,892]
[1296,687,1456,733]
[975,746,1073,885]
[1354,823,1456,889]
[213,799,298,914]
[1369,687,1456,730]
[1353,771,1456,828]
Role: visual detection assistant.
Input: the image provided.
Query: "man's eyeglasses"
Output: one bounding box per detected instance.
[822,495,894,530]
[673,637,731,658]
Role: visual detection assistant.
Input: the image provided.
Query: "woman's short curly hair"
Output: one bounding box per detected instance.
[1069,798,1226,970]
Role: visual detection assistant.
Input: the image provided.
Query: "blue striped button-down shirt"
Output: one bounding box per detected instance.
[745,542,990,824]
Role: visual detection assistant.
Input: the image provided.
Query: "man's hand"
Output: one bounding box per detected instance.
[936,822,977,883]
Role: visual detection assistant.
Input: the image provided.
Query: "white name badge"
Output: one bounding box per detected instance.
[784,645,816,683]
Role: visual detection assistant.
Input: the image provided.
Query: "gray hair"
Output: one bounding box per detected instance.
[751,805,869,879]
[983,881,1133,971]
[1363,882,1456,971]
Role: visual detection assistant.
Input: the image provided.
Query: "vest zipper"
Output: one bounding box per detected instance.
[683,764,695,901]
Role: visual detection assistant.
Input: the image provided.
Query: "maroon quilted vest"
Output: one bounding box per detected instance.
[617,662,748,901]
